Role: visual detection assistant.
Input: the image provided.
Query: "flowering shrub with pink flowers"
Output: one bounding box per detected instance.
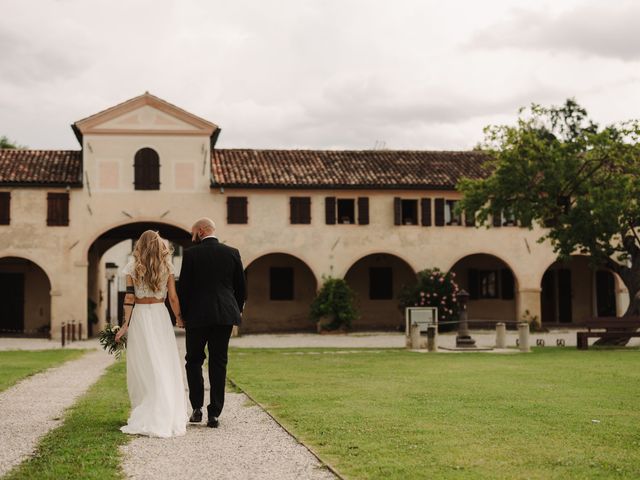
[398,268,460,332]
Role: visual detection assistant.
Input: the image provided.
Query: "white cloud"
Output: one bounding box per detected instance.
[0,0,638,150]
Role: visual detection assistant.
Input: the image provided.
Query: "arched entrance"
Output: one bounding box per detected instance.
[87,221,191,336]
[0,257,52,337]
[242,253,318,333]
[344,253,416,330]
[540,256,618,324]
[448,253,518,326]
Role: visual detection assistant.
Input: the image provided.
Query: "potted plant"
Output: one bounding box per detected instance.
[310,277,358,333]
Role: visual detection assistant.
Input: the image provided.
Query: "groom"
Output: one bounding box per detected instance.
[177,218,246,428]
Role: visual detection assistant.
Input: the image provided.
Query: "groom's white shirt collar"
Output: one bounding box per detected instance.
[202,234,217,241]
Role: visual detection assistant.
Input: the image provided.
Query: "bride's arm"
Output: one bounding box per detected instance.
[167,275,185,328]
[115,275,135,342]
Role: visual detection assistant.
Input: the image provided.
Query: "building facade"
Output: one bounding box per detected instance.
[0,93,629,339]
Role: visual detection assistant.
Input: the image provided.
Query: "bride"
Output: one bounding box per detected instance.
[115,230,188,437]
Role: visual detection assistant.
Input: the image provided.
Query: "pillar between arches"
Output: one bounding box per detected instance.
[516,287,541,326]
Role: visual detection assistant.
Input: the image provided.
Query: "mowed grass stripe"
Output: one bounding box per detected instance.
[5,359,130,480]
[0,349,86,393]
[228,348,640,480]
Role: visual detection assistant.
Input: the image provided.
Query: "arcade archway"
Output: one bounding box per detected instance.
[449,253,518,326]
[242,253,318,333]
[540,256,618,324]
[344,253,416,330]
[0,257,51,337]
[87,221,191,336]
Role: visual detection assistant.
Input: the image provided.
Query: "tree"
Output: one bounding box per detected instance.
[457,99,640,342]
[0,136,24,149]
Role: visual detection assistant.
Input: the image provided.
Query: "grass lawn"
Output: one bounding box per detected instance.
[5,359,130,480]
[0,349,86,393]
[228,348,640,480]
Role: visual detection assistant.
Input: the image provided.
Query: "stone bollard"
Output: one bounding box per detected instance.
[426,326,437,352]
[495,322,506,349]
[518,322,530,352]
[410,322,422,349]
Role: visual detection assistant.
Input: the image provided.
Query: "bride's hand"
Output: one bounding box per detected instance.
[115,326,127,343]
[176,315,185,329]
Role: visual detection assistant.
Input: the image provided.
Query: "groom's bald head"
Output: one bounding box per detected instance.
[192,218,216,243]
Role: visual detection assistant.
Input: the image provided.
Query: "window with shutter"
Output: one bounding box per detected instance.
[492,209,502,227]
[369,267,393,300]
[434,198,445,226]
[0,192,10,225]
[270,267,294,300]
[401,199,418,225]
[464,210,476,227]
[445,200,461,225]
[325,197,336,225]
[337,199,355,224]
[421,198,431,226]
[290,197,311,224]
[393,197,402,225]
[227,197,248,224]
[357,197,369,225]
[47,192,69,226]
[134,148,160,190]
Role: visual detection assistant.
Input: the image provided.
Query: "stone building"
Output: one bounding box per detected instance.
[0,93,629,339]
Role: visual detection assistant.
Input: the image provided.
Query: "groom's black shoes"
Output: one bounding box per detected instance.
[189,408,203,423]
[207,417,219,428]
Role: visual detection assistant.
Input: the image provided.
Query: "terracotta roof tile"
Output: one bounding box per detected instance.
[211,149,490,189]
[0,149,82,187]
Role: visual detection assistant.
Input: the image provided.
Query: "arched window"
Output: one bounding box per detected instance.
[134,148,160,190]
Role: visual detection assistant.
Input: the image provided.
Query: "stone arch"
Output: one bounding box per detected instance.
[448,253,519,325]
[243,252,318,333]
[344,253,417,331]
[83,218,192,263]
[0,256,52,337]
[86,220,192,335]
[539,255,623,324]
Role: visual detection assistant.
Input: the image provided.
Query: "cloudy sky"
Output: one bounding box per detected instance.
[1,0,639,151]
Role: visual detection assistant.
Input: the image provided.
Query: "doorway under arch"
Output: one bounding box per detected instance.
[344,253,416,331]
[540,256,618,324]
[87,221,192,336]
[242,253,318,333]
[0,257,52,337]
[448,253,518,326]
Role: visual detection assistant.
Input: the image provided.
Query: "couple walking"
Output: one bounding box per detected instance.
[114,218,246,437]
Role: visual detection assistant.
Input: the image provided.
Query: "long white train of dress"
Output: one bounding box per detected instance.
[121,303,188,438]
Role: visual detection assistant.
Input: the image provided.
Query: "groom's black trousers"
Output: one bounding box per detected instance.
[185,324,233,418]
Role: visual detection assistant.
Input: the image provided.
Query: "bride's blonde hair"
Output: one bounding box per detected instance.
[130,230,174,292]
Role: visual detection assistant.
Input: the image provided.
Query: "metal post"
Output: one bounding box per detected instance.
[71,321,76,342]
[456,289,476,347]
[79,323,82,341]
[61,323,66,347]
[106,277,113,326]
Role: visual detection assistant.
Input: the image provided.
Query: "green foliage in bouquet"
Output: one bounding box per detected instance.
[98,324,126,360]
[398,268,460,332]
[310,277,359,331]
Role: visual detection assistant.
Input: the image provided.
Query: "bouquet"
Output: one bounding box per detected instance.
[98,324,126,360]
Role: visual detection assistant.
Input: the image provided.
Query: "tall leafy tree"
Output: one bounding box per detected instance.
[0,136,23,149]
[457,100,640,336]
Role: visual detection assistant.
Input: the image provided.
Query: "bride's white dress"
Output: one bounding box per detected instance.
[120,260,188,438]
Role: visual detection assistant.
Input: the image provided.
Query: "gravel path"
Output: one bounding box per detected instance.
[0,349,114,477]
[120,337,337,480]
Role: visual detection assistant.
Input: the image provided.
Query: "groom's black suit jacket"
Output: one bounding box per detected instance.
[177,237,246,328]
